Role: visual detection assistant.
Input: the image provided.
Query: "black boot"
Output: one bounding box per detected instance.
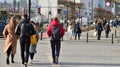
[11,55,15,63]
[6,58,9,64]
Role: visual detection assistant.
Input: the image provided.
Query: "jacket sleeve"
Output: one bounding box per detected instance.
[15,23,21,36]
[47,25,52,37]
[60,25,65,37]
[30,24,36,35]
[2,26,8,38]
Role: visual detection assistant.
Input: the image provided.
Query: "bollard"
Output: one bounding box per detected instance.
[86,32,88,43]
[112,34,113,44]
[40,31,43,40]
[115,29,117,38]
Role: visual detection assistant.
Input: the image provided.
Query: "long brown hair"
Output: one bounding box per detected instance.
[9,16,17,30]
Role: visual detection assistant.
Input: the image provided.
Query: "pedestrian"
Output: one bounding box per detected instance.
[105,21,111,38]
[96,18,103,40]
[72,21,77,40]
[29,21,39,63]
[102,18,107,29]
[75,22,82,40]
[67,20,73,40]
[47,17,65,64]
[15,14,35,67]
[2,16,18,64]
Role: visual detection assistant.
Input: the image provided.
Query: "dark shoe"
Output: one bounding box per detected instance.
[6,58,9,64]
[11,60,15,63]
[11,55,15,63]
[53,59,56,64]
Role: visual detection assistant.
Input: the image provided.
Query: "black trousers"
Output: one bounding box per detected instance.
[75,32,81,40]
[105,31,109,38]
[97,30,102,39]
[20,38,30,64]
[50,40,61,62]
[29,53,34,60]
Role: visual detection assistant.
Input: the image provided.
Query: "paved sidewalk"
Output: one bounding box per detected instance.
[0,38,120,67]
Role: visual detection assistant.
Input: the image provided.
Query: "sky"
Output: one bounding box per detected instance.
[0,0,12,3]
[0,0,36,3]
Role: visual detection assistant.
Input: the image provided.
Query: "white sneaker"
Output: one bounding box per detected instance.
[24,63,27,67]
[29,60,33,64]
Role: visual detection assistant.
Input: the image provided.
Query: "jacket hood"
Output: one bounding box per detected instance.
[50,20,60,26]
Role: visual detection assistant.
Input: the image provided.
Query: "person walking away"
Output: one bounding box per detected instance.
[47,17,65,64]
[105,21,111,38]
[75,22,82,40]
[3,16,18,64]
[29,21,39,63]
[96,18,103,40]
[15,14,35,67]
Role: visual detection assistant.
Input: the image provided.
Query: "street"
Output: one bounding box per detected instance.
[0,36,120,67]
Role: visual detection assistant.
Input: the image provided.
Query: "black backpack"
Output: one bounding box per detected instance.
[51,25,61,41]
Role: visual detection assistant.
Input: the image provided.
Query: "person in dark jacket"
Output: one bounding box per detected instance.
[105,21,111,38]
[47,17,64,64]
[75,22,81,40]
[15,14,35,67]
[96,18,103,40]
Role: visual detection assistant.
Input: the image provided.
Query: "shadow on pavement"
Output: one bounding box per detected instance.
[59,62,120,66]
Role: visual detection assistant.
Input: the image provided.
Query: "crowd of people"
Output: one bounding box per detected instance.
[2,10,120,67]
[2,13,65,67]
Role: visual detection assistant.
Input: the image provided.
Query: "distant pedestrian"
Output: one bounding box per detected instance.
[67,20,73,40]
[102,18,107,29]
[29,21,39,63]
[15,14,35,67]
[47,17,65,64]
[72,21,77,40]
[96,18,103,40]
[75,22,82,40]
[3,16,18,64]
[105,21,111,38]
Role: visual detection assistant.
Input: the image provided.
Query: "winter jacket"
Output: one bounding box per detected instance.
[3,24,18,55]
[47,19,65,39]
[15,18,35,39]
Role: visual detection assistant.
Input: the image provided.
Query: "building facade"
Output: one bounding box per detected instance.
[30,0,115,21]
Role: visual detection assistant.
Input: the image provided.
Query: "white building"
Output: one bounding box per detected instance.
[31,0,115,21]
[37,0,58,20]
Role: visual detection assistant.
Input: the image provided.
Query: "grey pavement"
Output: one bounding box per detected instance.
[63,27,120,43]
[0,34,120,67]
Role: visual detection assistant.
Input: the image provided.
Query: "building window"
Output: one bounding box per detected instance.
[58,9,62,14]
[88,2,91,8]
[85,12,87,15]
[89,13,92,16]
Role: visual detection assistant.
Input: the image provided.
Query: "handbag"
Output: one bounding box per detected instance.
[93,31,97,36]
[30,34,37,45]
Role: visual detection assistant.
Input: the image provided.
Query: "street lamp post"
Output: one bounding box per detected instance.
[74,0,75,22]
[29,0,31,20]
[91,0,94,20]
[13,0,16,13]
